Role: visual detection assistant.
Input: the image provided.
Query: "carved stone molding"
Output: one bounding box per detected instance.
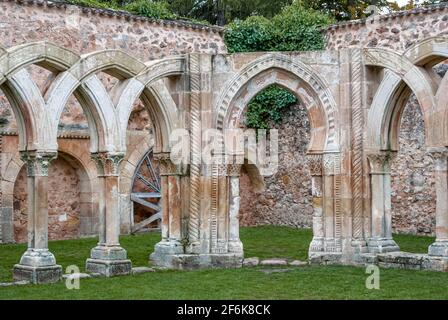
[306,153,323,176]
[227,164,242,177]
[367,152,394,174]
[323,153,339,176]
[427,147,448,171]
[92,152,124,177]
[20,151,57,177]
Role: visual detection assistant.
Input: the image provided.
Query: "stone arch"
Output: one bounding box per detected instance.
[0,41,79,151]
[214,53,338,152]
[45,49,147,153]
[116,56,185,153]
[366,70,413,151]
[364,37,448,149]
[404,36,448,66]
[1,140,98,242]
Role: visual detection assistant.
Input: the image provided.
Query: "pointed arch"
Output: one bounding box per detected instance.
[214,53,339,152]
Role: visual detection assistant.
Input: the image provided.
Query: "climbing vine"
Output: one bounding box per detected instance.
[245,86,298,130]
[224,1,333,128]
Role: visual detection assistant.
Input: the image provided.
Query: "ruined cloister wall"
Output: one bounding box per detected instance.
[0,0,225,242]
[238,7,448,235]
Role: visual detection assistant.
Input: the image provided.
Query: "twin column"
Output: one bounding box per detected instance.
[428,148,448,257]
[13,151,62,284]
[85,152,132,276]
[366,152,400,253]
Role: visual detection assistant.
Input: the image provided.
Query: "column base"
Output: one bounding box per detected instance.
[13,264,62,284]
[85,245,132,277]
[151,253,243,270]
[351,239,368,254]
[367,238,400,254]
[428,240,448,257]
[309,237,324,253]
[228,240,244,254]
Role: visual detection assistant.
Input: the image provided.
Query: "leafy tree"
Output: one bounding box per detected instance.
[298,0,397,20]
[225,1,333,129]
[125,0,174,19]
[225,1,333,53]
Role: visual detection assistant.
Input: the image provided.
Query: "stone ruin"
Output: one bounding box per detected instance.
[0,0,447,283]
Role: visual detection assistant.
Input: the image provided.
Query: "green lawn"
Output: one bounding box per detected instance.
[0,226,447,300]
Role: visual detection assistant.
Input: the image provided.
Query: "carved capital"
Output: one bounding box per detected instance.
[20,151,57,177]
[323,153,340,175]
[427,147,448,171]
[154,152,188,176]
[92,152,124,177]
[306,153,323,176]
[367,152,394,174]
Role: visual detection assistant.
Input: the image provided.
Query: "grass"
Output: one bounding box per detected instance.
[0,226,447,300]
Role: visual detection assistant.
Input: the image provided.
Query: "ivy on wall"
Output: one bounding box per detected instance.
[224,1,333,129]
[245,86,298,130]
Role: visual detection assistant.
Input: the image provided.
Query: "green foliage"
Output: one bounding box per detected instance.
[245,86,298,129]
[225,3,331,129]
[225,2,333,53]
[224,16,273,53]
[125,0,174,19]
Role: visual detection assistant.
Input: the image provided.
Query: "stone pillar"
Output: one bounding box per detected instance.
[13,151,62,284]
[307,154,324,254]
[86,152,132,277]
[227,164,243,254]
[367,152,400,253]
[428,147,448,256]
[150,152,186,266]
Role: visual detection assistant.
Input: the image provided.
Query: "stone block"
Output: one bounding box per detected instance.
[85,259,132,277]
[242,257,259,267]
[132,267,155,275]
[289,260,308,267]
[13,264,62,284]
[259,259,288,267]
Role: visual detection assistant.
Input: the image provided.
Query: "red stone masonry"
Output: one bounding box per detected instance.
[0,0,227,59]
[323,3,448,51]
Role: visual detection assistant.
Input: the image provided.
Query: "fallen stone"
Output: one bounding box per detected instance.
[243,257,259,267]
[259,259,288,266]
[0,280,30,287]
[89,273,103,278]
[132,267,156,275]
[62,273,91,280]
[289,260,308,267]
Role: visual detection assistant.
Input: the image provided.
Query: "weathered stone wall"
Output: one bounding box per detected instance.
[13,157,82,242]
[325,5,448,51]
[238,7,447,235]
[239,104,313,228]
[0,0,224,241]
[391,95,436,235]
[0,0,225,132]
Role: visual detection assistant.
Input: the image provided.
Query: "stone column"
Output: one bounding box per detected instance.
[227,164,243,254]
[150,152,185,266]
[307,154,324,254]
[367,152,400,253]
[428,147,448,256]
[13,151,62,284]
[86,152,132,277]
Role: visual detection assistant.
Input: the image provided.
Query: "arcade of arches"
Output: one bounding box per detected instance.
[1,0,448,283]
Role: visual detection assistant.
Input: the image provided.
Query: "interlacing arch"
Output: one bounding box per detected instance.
[365,37,448,149]
[0,41,183,153]
[214,52,339,153]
